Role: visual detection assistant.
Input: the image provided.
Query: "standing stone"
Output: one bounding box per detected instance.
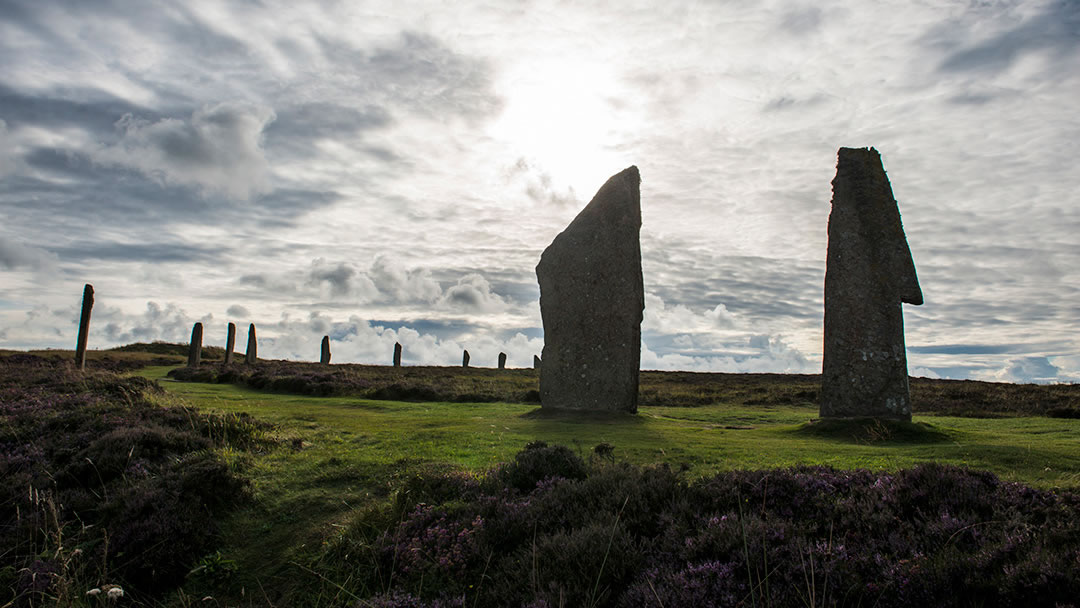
[821,147,923,421]
[533,355,542,370]
[224,322,236,365]
[462,350,470,368]
[245,324,257,364]
[393,342,402,367]
[320,336,331,364]
[536,166,644,413]
[498,352,507,369]
[188,323,203,368]
[74,284,94,371]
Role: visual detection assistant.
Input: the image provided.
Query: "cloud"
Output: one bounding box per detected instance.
[93,102,276,199]
[226,304,250,317]
[368,256,442,303]
[441,273,508,313]
[989,356,1064,384]
[0,238,58,271]
[0,119,15,177]
[937,1,1080,74]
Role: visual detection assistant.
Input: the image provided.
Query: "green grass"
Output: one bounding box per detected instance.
[131,362,1080,603]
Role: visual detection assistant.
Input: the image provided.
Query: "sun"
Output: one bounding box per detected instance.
[489,58,638,196]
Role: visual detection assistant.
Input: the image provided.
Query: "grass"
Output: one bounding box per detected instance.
[6,350,1080,605]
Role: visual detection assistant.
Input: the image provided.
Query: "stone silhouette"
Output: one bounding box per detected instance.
[224,322,236,365]
[498,352,507,369]
[533,355,542,370]
[74,284,94,371]
[320,336,331,364]
[245,324,257,364]
[393,342,402,367]
[462,350,470,368]
[536,166,644,413]
[821,147,923,421]
[188,323,203,368]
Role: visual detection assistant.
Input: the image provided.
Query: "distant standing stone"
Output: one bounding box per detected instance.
[462,350,470,368]
[498,352,507,369]
[245,324,257,364]
[74,284,94,371]
[224,322,236,365]
[821,147,923,421]
[533,355,542,370]
[536,166,644,413]
[393,342,402,367]
[188,322,204,368]
[321,335,331,364]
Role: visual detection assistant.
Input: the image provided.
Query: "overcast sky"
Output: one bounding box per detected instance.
[1,0,1078,383]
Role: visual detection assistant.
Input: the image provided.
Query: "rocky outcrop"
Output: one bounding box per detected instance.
[75,284,94,371]
[536,166,644,413]
[821,147,923,421]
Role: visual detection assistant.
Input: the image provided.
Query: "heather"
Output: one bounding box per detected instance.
[166,360,1080,417]
[321,442,1080,607]
[0,355,272,606]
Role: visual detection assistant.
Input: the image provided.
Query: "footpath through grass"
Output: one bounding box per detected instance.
[136,363,1080,603]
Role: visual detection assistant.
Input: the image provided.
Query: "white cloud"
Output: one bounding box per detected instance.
[94,102,275,199]
[0,119,16,177]
[441,273,508,313]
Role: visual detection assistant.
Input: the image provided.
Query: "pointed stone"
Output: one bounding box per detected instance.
[74,284,94,371]
[245,324,257,364]
[188,323,203,368]
[393,342,402,367]
[498,352,507,369]
[224,322,236,365]
[320,336,331,364]
[536,166,644,413]
[533,355,542,370]
[821,147,922,421]
[462,350,470,368]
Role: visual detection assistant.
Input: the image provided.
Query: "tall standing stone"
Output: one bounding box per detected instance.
[245,324,257,364]
[224,322,236,365]
[74,284,94,371]
[188,322,203,368]
[536,166,644,413]
[533,355,542,370]
[462,350,470,368]
[393,342,402,367]
[498,352,507,369]
[821,147,923,421]
[320,336,331,364]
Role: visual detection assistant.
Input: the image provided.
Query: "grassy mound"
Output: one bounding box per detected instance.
[789,417,956,444]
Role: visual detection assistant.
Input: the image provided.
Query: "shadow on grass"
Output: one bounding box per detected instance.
[787,417,956,445]
[519,406,647,424]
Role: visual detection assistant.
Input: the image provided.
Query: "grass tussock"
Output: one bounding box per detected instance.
[790,417,956,444]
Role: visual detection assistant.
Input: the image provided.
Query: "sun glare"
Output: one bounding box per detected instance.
[490,59,637,196]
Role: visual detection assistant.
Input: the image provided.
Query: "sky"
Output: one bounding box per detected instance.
[1,0,1078,383]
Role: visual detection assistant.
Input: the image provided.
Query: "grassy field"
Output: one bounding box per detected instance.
[134,362,1080,604]
[6,349,1080,605]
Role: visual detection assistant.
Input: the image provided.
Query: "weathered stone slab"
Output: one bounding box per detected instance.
[498,352,507,369]
[393,342,402,367]
[462,350,470,368]
[188,323,203,368]
[533,355,542,370]
[224,323,236,365]
[821,147,922,421]
[536,166,644,413]
[245,324,257,364]
[75,284,94,371]
[321,336,331,364]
